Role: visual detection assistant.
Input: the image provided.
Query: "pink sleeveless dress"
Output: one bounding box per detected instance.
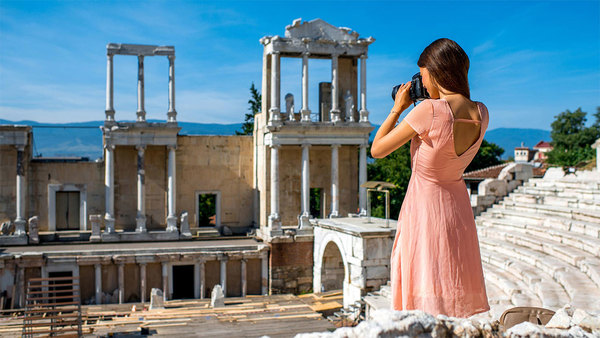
[390,98,491,318]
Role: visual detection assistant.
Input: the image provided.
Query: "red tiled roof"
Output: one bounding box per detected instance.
[534,141,552,148]
[463,163,509,179]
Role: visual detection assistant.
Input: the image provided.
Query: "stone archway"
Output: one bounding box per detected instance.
[320,241,345,292]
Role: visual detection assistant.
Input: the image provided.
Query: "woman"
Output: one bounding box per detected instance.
[371,38,490,318]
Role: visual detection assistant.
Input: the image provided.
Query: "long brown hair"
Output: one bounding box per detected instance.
[417,38,470,99]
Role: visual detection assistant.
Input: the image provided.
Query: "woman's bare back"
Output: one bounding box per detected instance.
[444,97,482,157]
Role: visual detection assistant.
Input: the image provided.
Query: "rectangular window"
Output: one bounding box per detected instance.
[197,193,218,227]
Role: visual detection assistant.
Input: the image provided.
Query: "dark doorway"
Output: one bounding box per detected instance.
[56,191,80,230]
[172,265,195,299]
[48,271,74,303]
[310,188,323,218]
[198,193,217,227]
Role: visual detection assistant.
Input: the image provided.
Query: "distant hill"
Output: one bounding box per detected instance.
[0,119,549,161]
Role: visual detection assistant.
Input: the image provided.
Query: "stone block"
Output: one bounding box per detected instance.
[478,179,508,197]
[210,284,225,308]
[149,288,164,309]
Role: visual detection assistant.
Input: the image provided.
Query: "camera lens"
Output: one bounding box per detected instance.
[391,84,402,101]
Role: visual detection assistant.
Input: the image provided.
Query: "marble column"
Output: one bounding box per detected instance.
[118,263,124,304]
[136,55,146,122]
[95,263,102,305]
[14,145,26,235]
[140,263,147,303]
[161,262,168,301]
[300,52,311,122]
[136,146,146,232]
[241,259,247,297]
[359,144,368,215]
[220,256,228,296]
[359,54,370,122]
[330,54,341,122]
[268,51,281,123]
[261,252,268,295]
[105,54,115,121]
[299,143,311,228]
[166,146,178,232]
[330,144,340,218]
[194,261,200,299]
[104,145,115,233]
[167,54,177,123]
[268,144,281,232]
[199,259,205,299]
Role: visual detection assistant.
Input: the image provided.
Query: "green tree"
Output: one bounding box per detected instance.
[236,82,261,135]
[546,107,600,166]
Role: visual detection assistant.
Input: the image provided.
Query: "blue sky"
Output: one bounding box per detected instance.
[0,0,598,130]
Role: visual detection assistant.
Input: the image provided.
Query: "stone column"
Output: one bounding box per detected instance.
[359,54,369,122]
[300,52,311,122]
[135,146,146,232]
[105,54,115,121]
[268,51,281,124]
[199,259,205,299]
[161,262,168,301]
[241,259,247,297]
[261,252,268,295]
[95,264,102,305]
[330,144,340,218]
[140,263,147,303]
[167,55,177,123]
[166,146,178,232]
[268,144,281,232]
[14,145,26,235]
[118,263,124,304]
[220,256,228,296]
[17,265,24,308]
[299,143,311,228]
[136,55,146,122]
[104,145,115,233]
[359,144,368,215]
[194,261,200,299]
[330,54,341,122]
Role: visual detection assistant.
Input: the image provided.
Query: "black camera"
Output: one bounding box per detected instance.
[391,72,430,105]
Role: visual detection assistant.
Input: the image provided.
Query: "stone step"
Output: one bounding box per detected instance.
[477,216,600,257]
[500,199,600,224]
[478,225,600,286]
[525,177,600,190]
[478,237,600,310]
[483,207,600,239]
[481,262,541,307]
[508,191,600,211]
[516,185,600,202]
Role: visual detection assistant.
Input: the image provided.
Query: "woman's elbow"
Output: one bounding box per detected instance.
[370,147,384,159]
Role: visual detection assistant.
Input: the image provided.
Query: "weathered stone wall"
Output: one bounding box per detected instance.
[270,241,313,294]
[0,145,17,224]
[29,161,104,231]
[79,265,95,304]
[176,136,254,230]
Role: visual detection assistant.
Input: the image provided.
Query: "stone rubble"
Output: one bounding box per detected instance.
[295,305,600,338]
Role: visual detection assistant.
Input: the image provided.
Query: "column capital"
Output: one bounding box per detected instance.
[104,144,115,151]
[302,51,310,57]
[136,145,146,152]
[301,143,311,149]
[107,53,114,58]
[331,143,341,149]
[360,54,368,60]
[270,50,281,56]
[167,144,177,151]
[270,143,281,149]
[168,54,175,61]
[14,145,25,152]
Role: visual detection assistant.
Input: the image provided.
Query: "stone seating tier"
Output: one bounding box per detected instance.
[509,191,600,211]
[481,207,600,239]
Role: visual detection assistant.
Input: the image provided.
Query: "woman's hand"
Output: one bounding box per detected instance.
[391,81,412,114]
